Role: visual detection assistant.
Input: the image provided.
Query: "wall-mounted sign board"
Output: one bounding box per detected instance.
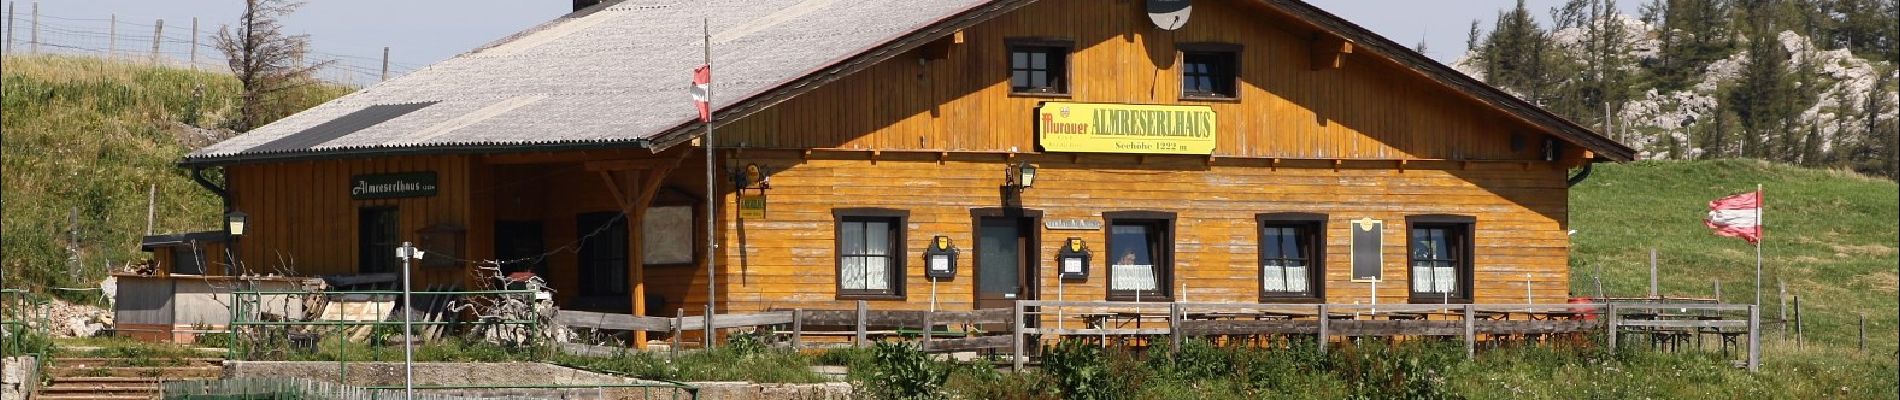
[351,172,438,200]
[1350,217,1384,282]
[738,193,767,219]
[1036,102,1217,155]
[1044,218,1103,230]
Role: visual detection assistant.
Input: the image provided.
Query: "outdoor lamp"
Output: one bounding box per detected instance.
[1016,162,1038,188]
[225,210,249,236]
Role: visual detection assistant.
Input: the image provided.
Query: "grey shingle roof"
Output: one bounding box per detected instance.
[187,0,1633,164]
[187,0,1000,164]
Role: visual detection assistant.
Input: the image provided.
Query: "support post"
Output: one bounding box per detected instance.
[703,304,714,349]
[1463,304,1476,359]
[189,17,197,69]
[1746,305,1760,372]
[398,242,417,399]
[854,300,868,347]
[790,308,803,350]
[150,19,162,63]
[1316,304,1329,355]
[922,308,934,352]
[1012,301,1025,371]
[1168,302,1182,353]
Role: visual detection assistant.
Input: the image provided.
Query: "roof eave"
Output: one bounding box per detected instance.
[178,139,657,167]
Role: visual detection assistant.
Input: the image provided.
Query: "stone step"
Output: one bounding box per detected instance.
[50,376,214,387]
[46,365,223,378]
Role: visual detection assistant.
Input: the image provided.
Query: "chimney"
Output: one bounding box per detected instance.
[573,0,601,12]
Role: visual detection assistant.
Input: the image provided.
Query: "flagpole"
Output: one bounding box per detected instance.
[702,16,718,344]
[1755,183,1763,307]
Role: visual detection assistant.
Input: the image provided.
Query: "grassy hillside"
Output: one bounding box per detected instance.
[0,55,348,298]
[1571,159,1899,353]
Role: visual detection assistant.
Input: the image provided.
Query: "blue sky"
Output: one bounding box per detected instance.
[16,1,1637,71]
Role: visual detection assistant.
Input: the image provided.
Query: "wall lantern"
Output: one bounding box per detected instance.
[224,211,249,237]
[1007,161,1039,189]
[923,235,959,279]
[1057,237,1091,280]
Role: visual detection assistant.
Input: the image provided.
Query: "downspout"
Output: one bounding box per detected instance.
[1566,159,1596,187]
[191,166,236,275]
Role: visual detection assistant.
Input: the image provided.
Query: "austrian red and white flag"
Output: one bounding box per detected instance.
[691,64,712,122]
[1705,190,1762,245]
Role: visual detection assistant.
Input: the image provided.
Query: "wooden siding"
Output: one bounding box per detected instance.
[714,0,1564,162]
[714,151,1572,314]
[225,155,475,288]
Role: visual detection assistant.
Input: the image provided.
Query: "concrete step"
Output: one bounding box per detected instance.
[53,357,224,367]
[35,395,155,400]
[46,365,223,378]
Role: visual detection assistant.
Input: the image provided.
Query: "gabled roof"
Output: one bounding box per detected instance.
[185,0,1633,166]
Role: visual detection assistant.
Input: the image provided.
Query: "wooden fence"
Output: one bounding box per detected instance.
[554,301,1762,372]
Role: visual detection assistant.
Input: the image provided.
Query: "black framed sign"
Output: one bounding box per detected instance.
[1349,217,1384,282]
[351,172,438,200]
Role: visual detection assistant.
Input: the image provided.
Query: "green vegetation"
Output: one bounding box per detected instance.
[1570,159,1899,353]
[0,55,348,301]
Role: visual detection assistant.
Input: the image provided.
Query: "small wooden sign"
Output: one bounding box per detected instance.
[1044,218,1102,230]
[1350,217,1384,282]
[737,193,767,219]
[351,172,438,200]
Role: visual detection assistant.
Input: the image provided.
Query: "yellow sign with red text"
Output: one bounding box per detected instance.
[1036,102,1217,155]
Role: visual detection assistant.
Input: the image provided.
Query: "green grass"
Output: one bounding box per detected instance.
[0,55,349,301]
[1569,159,1899,353]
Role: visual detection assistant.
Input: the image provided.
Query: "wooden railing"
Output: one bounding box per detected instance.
[554,301,1762,372]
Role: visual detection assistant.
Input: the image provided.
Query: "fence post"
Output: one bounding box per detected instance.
[790,308,803,351]
[108,13,115,58]
[1168,302,1182,353]
[1316,304,1329,355]
[1648,248,1659,299]
[189,17,197,69]
[1606,304,1618,353]
[921,308,933,352]
[854,300,867,348]
[151,19,162,63]
[28,1,36,54]
[1793,295,1803,349]
[5,2,13,54]
[671,308,682,358]
[1777,279,1787,339]
[1463,304,1475,359]
[1746,304,1760,372]
[1858,313,1865,352]
[1011,301,1025,372]
[381,46,390,81]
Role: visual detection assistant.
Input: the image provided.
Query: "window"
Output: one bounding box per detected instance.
[1180,43,1239,99]
[358,207,400,274]
[577,212,629,297]
[835,209,907,298]
[1408,215,1475,303]
[1008,39,1071,95]
[1105,211,1174,301]
[170,243,207,275]
[1258,213,1324,301]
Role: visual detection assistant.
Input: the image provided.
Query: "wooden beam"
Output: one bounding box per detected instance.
[586,158,682,172]
[1309,35,1354,71]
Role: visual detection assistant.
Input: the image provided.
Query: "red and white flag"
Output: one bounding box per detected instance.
[691,64,712,122]
[1705,190,1762,245]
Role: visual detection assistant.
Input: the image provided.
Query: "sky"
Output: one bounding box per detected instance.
[14,0,1639,72]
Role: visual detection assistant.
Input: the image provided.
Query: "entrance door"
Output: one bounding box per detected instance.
[493,221,546,288]
[974,215,1036,311]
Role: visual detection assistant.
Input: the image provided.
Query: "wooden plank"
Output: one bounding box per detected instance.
[922,335,1011,352]
[1614,319,1746,329]
[555,310,674,331]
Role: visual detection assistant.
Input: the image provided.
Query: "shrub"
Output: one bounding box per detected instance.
[1332,340,1465,400]
[1041,340,1116,400]
[867,341,950,400]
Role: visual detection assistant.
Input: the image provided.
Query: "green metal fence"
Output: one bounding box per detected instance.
[161,377,699,400]
[1,287,53,396]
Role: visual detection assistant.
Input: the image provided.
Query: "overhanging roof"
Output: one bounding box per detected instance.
[185,0,1633,166]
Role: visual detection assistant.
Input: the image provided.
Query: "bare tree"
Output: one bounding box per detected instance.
[215,0,331,133]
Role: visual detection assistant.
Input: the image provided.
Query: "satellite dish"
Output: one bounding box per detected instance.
[1146,0,1192,30]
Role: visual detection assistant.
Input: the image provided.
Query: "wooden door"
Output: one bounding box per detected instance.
[974,216,1036,310]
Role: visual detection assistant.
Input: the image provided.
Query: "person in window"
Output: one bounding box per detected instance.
[1117,250,1138,267]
